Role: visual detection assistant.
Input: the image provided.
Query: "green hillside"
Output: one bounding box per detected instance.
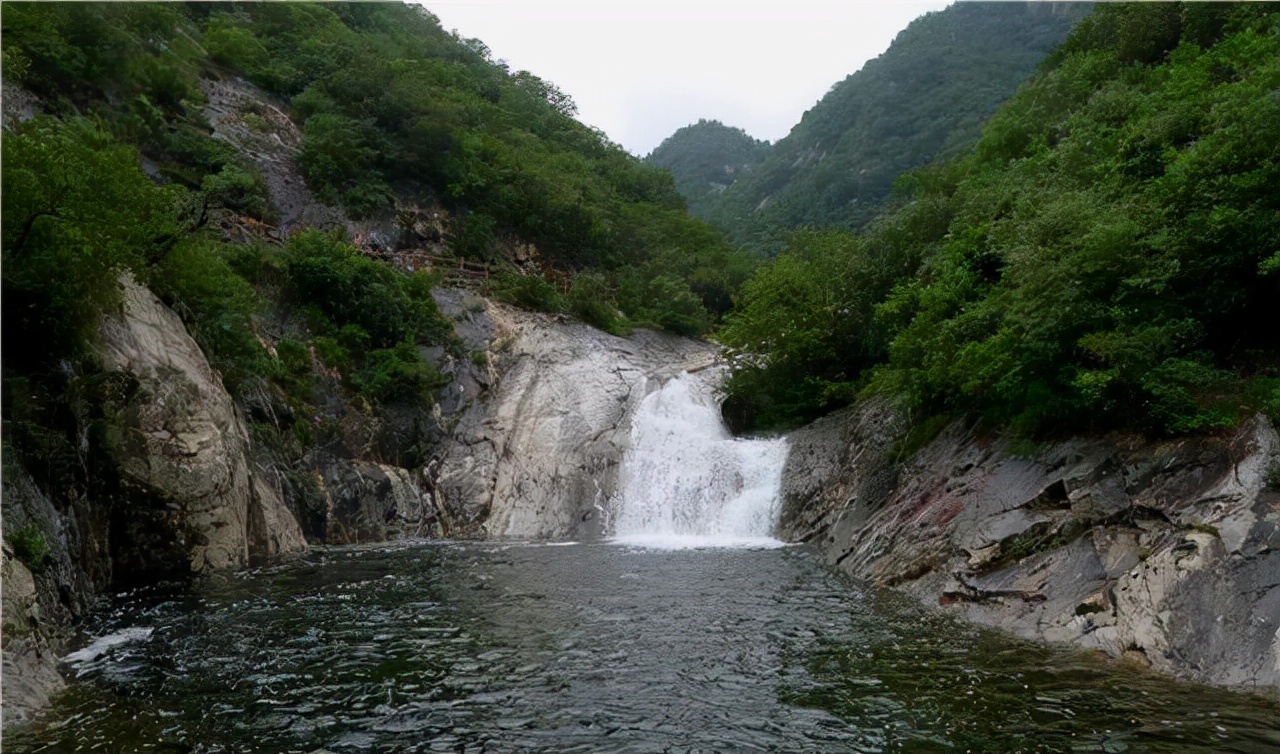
[719,3,1280,436]
[1,2,748,361]
[667,2,1085,254]
[1,1,754,510]
[645,119,771,220]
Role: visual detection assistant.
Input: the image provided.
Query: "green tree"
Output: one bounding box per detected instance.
[2,117,181,370]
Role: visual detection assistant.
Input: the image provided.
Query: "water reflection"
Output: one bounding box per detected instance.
[7,542,1278,753]
[785,589,1280,752]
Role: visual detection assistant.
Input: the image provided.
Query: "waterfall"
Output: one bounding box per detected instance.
[611,370,789,548]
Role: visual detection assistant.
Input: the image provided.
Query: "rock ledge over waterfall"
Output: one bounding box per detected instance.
[432,292,718,540]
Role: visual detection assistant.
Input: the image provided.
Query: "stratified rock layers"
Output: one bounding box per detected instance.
[780,400,1280,693]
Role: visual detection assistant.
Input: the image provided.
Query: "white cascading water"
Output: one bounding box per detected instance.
[611,370,789,548]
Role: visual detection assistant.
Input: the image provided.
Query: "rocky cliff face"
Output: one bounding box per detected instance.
[1,468,103,727]
[1,269,720,724]
[2,276,309,725]
[431,291,718,540]
[97,276,308,576]
[780,400,1280,694]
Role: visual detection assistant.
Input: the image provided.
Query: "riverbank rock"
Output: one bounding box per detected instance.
[1,462,108,727]
[432,297,718,539]
[96,276,307,578]
[781,400,1280,695]
[319,460,440,544]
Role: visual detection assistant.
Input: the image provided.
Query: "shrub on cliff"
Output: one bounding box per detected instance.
[352,340,448,406]
[286,229,450,349]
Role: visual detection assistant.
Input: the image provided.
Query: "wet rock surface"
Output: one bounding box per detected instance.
[318,460,440,544]
[1,469,97,728]
[3,278,312,724]
[781,401,1280,694]
[431,296,718,539]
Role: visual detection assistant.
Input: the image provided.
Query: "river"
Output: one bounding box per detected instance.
[7,541,1279,753]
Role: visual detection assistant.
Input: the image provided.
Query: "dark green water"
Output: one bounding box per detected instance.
[7,542,1278,753]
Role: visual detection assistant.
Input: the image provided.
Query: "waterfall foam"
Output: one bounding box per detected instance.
[611,371,789,548]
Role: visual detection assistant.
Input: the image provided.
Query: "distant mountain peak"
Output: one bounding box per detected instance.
[651,1,1089,254]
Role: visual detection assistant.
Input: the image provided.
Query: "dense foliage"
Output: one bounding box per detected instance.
[665,3,1084,256]
[2,1,744,349]
[2,117,184,372]
[5,0,1274,461]
[721,3,1280,436]
[185,1,746,325]
[3,1,757,499]
[645,119,771,219]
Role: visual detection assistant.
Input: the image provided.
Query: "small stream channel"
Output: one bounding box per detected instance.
[8,371,1279,752]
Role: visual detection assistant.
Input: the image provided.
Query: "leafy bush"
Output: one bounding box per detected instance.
[450,212,498,261]
[342,179,393,219]
[152,238,268,394]
[487,271,566,313]
[567,273,630,335]
[717,229,913,428]
[618,273,709,337]
[352,340,447,405]
[286,229,450,348]
[204,20,270,72]
[201,163,273,221]
[312,336,351,372]
[271,338,313,396]
[7,525,50,571]
[297,113,380,209]
[2,117,181,371]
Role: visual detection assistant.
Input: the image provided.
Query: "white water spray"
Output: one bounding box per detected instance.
[611,371,789,548]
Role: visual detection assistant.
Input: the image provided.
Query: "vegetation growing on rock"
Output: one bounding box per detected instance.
[720,3,1280,435]
[1,1,751,558]
[656,2,1085,255]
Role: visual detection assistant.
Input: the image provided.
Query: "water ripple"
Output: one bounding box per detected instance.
[7,542,1278,753]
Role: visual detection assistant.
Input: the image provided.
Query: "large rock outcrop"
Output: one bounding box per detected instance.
[96,276,308,576]
[781,400,1280,695]
[3,277,309,725]
[318,461,440,544]
[431,297,717,540]
[201,77,346,235]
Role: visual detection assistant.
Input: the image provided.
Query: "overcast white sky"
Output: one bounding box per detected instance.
[423,1,952,156]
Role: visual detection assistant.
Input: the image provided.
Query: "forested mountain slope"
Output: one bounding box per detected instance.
[645,119,771,220]
[720,2,1280,436]
[2,2,747,352]
[660,2,1085,254]
[1,1,748,597]
[1,0,757,475]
